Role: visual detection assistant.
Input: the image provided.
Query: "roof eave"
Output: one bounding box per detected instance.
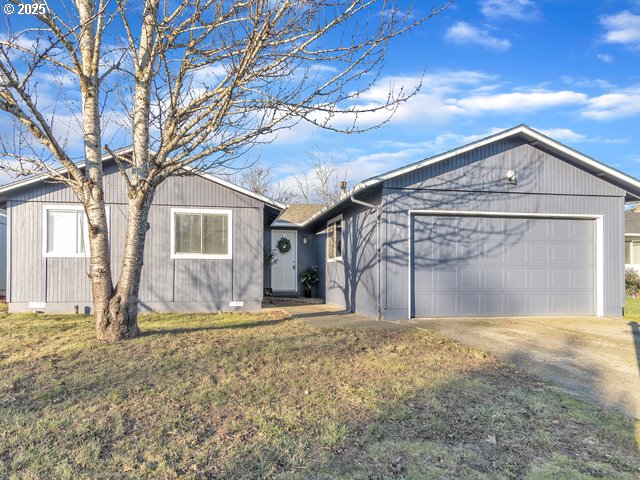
[299,124,640,226]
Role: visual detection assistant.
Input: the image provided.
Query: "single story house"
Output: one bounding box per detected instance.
[625,206,640,270]
[1,124,640,318]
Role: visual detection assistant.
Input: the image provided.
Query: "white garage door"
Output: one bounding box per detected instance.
[411,215,596,317]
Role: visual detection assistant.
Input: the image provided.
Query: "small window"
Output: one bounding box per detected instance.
[327,216,343,260]
[172,209,232,259]
[43,206,88,257]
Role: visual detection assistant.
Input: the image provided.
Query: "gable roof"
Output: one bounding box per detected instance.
[0,150,286,210]
[301,124,640,227]
[272,204,324,227]
[626,209,640,234]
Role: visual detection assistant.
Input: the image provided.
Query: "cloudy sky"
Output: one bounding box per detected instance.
[256,0,640,190]
[1,0,639,191]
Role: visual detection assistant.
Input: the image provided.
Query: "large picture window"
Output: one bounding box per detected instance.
[171,208,232,259]
[43,205,89,257]
[327,215,343,261]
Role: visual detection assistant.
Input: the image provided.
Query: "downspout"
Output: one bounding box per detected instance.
[351,195,382,321]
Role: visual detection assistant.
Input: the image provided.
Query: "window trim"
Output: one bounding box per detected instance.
[42,204,109,258]
[326,214,343,262]
[625,234,640,265]
[170,207,233,260]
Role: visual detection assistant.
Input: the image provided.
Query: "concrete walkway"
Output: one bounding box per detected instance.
[277,299,640,418]
[275,300,412,330]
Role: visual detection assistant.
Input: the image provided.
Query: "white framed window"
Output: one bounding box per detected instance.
[43,205,90,258]
[327,214,343,261]
[625,235,640,265]
[171,208,232,259]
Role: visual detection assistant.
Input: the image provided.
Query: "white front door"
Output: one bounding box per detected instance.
[271,230,297,292]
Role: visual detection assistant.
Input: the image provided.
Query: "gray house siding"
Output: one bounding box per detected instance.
[6,166,266,313]
[304,138,626,320]
[317,188,381,318]
[380,140,625,319]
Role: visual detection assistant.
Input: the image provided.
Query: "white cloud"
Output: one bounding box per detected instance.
[480,0,540,21]
[452,90,587,113]
[597,53,614,63]
[582,86,640,120]
[601,11,640,50]
[445,22,511,51]
[560,75,615,89]
[536,128,587,142]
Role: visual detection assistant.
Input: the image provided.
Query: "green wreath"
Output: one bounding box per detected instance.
[276,237,292,254]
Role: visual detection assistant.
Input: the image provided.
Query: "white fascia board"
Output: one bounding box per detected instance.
[0,146,135,196]
[299,124,640,227]
[270,220,301,228]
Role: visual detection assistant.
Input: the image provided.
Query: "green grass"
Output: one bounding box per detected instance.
[0,310,638,479]
[625,296,640,317]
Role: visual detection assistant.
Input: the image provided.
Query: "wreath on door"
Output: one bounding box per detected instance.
[276,237,292,254]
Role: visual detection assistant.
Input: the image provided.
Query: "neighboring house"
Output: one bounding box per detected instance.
[2,124,640,318]
[0,155,285,313]
[624,207,640,270]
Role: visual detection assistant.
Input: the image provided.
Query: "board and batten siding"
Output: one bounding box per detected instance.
[381,139,626,319]
[7,166,265,313]
[318,187,381,318]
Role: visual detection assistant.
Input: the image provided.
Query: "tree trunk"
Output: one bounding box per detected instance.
[94,190,155,341]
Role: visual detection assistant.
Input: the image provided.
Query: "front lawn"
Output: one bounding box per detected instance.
[0,311,638,479]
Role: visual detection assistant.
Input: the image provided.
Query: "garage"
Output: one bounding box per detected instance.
[410,214,597,317]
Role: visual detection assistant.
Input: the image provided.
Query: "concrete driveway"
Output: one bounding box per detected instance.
[277,299,640,418]
[407,316,640,419]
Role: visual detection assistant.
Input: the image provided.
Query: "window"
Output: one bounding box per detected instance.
[171,208,232,259]
[625,237,640,264]
[327,215,343,260]
[43,205,89,257]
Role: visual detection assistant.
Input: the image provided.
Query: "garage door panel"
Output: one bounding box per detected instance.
[483,242,503,261]
[527,243,549,263]
[434,294,456,315]
[573,244,593,263]
[550,244,571,263]
[551,269,572,288]
[458,294,481,315]
[411,216,595,317]
[460,267,481,288]
[506,242,526,263]
[506,268,527,288]
[528,269,549,289]
[573,269,595,289]
[483,268,504,288]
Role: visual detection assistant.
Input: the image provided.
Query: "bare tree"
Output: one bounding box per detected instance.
[293,159,346,206]
[0,0,451,341]
[239,161,294,203]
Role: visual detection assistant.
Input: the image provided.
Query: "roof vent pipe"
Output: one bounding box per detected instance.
[339,181,348,197]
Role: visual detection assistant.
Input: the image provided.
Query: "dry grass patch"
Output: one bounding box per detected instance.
[0,310,638,479]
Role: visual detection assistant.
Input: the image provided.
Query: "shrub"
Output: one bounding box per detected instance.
[625,268,640,297]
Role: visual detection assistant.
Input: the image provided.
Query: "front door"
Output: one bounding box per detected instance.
[271,230,297,292]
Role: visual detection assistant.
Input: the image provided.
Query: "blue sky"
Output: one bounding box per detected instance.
[1,0,639,192]
[257,0,640,190]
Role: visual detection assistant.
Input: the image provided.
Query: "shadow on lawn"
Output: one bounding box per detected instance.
[2,317,639,479]
[139,317,288,337]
